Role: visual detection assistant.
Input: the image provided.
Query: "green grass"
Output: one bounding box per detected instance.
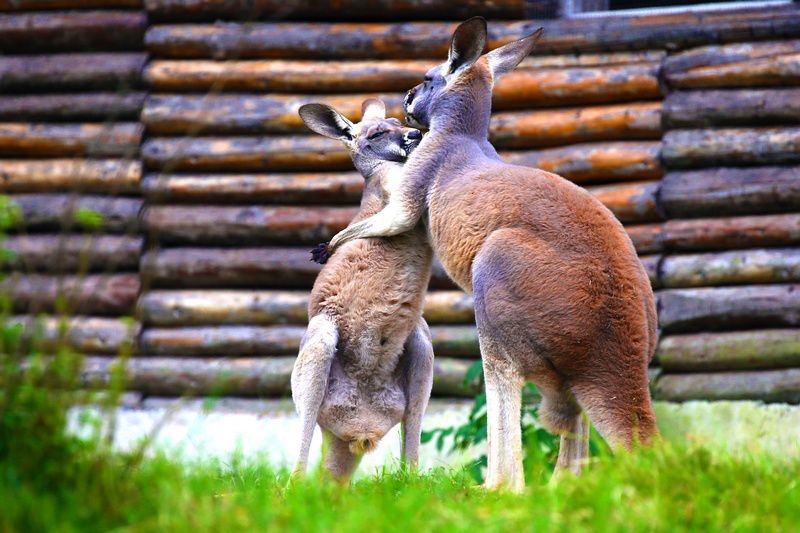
[2,441,799,532]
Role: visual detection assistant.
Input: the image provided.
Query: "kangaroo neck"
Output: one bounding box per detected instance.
[359,161,402,211]
[429,94,491,139]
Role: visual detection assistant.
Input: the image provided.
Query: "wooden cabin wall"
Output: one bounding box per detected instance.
[653,37,800,404]
[2,1,800,403]
[0,3,146,364]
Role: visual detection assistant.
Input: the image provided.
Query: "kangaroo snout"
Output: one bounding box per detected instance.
[404,86,417,107]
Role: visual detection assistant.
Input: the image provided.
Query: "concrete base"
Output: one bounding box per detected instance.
[655,401,800,459]
[70,398,800,473]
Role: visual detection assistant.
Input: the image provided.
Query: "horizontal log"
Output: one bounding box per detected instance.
[502,141,663,183]
[141,93,404,135]
[663,89,800,128]
[139,289,474,326]
[0,159,141,194]
[639,254,661,289]
[140,324,480,358]
[145,7,800,59]
[144,0,559,22]
[657,283,800,333]
[140,324,479,358]
[664,39,800,89]
[0,93,146,121]
[0,123,143,158]
[142,173,661,223]
[662,214,800,252]
[144,136,664,176]
[138,289,311,326]
[144,95,661,146]
[493,64,661,109]
[142,203,662,250]
[432,357,480,397]
[142,172,363,204]
[492,102,662,148]
[585,181,661,224]
[629,214,800,254]
[662,128,800,168]
[143,205,356,245]
[141,136,349,172]
[81,355,476,397]
[659,248,800,289]
[657,329,800,371]
[0,0,141,9]
[143,60,433,93]
[624,223,664,254]
[140,325,307,356]
[0,11,146,54]
[660,166,800,218]
[141,247,453,289]
[654,369,800,404]
[0,274,140,315]
[82,356,294,397]
[144,61,659,106]
[144,68,658,125]
[140,247,321,288]
[8,315,138,355]
[0,53,146,92]
[9,194,142,233]
[3,235,142,271]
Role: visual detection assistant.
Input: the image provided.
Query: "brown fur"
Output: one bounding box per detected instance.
[325,20,658,491]
[291,101,434,482]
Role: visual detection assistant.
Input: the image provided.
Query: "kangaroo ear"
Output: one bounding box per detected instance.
[486,27,544,78]
[299,103,355,140]
[446,17,487,75]
[361,98,386,121]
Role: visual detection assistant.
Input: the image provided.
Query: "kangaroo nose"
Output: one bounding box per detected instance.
[406,129,422,141]
[404,87,416,106]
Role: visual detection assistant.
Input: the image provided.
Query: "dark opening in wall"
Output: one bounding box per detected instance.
[609,0,767,8]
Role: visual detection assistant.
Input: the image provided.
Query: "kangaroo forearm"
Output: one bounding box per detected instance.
[330,201,420,249]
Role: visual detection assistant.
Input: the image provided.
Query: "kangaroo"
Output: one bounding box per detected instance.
[291,99,434,482]
[313,19,658,492]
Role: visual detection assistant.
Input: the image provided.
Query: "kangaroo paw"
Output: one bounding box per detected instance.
[310,242,332,264]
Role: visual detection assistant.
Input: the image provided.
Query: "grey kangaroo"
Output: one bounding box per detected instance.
[291,99,434,482]
[314,20,658,492]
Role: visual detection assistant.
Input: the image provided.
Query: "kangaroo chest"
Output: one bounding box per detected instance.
[426,183,490,294]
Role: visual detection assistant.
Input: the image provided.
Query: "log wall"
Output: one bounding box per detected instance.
[3,2,800,403]
[655,32,800,402]
[0,3,144,365]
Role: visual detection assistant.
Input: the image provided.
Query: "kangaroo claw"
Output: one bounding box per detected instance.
[310,242,332,264]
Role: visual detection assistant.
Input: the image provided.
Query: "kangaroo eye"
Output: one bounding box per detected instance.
[423,76,433,82]
[367,131,385,140]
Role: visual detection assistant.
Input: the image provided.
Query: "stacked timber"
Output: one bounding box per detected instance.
[132,3,800,401]
[0,3,144,362]
[137,2,710,399]
[652,37,800,403]
[5,3,794,402]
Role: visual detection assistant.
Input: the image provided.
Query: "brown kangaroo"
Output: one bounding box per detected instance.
[316,20,658,491]
[291,99,434,482]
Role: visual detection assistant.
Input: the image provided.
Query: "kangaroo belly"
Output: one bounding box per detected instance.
[318,360,406,450]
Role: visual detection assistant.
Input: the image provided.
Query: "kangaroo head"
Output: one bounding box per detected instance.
[299,98,423,177]
[404,17,543,132]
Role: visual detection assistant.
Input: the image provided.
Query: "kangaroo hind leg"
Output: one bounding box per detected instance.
[535,380,588,476]
[570,371,657,451]
[290,314,338,476]
[400,317,434,468]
